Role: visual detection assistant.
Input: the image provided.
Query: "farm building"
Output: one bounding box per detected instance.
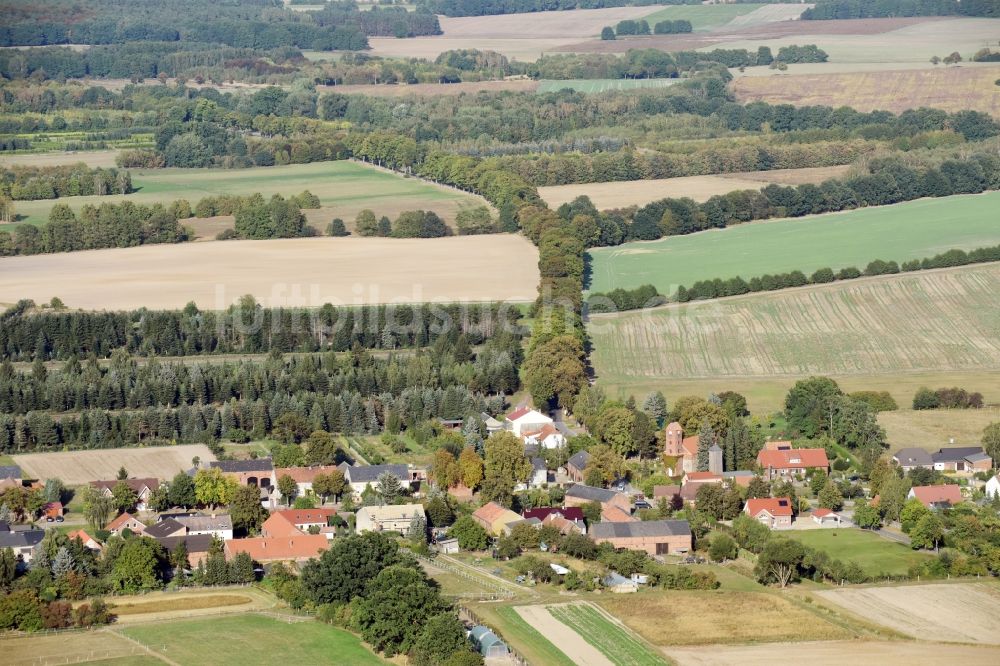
[756,448,830,480]
[481,412,504,434]
[209,459,275,491]
[355,503,425,534]
[156,534,214,567]
[892,448,934,471]
[224,534,328,565]
[523,507,586,535]
[908,484,963,509]
[144,518,186,540]
[472,502,522,536]
[745,498,793,529]
[469,626,509,659]
[272,465,342,498]
[0,465,23,490]
[436,537,460,554]
[565,450,591,483]
[723,471,755,487]
[590,519,692,555]
[930,447,992,473]
[564,484,630,514]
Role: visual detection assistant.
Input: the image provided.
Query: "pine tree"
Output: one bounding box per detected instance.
[642,391,668,427]
[52,546,75,577]
[696,423,715,472]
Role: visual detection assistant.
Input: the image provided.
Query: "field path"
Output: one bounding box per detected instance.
[514,604,613,666]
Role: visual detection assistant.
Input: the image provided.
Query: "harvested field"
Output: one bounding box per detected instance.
[13,445,217,485]
[1,630,145,666]
[514,604,613,666]
[665,640,1000,666]
[879,408,1000,451]
[0,234,540,310]
[588,264,1000,382]
[817,583,1000,644]
[11,160,485,227]
[539,166,850,209]
[322,80,539,97]
[0,149,119,168]
[586,192,1000,294]
[733,64,1000,117]
[547,602,666,665]
[598,590,851,646]
[112,594,255,618]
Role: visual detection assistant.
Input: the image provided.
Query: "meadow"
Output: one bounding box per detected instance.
[10,160,486,227]
[586,192,1000,294]
[537,78,681,94]
[588,264,1000,400]
[122,614,386,665]
[784,530,932,577]
[879,407,1000,451]
[642,3,767,31]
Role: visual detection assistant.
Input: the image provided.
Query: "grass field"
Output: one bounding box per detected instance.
[0,234,540,310]
[784,529,932,577]
[547,603,666,666]
[13,444,216,485]
[539,166,850,210]
[642,3,766,31]
[11,160,486,227]
[733,64,1000,117]
[598,589,853,646]
[2,630,147,665]
[879,407,1000,450]
[490,606,577,666]
[0,149,120,168]
[587,192,1000,294]
[537,78,681,94]
[122,614,385,664]
[588,264,1000,398]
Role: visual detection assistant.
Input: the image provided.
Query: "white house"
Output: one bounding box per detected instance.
[174,514,234,540]
[356,504,425,534]
[516,458,548,491]
[504,407,553,437]
[985,474,1000,499]
[522,423,566,450]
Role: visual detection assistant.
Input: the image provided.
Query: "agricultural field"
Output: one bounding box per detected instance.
[642,3,770,31]
[665,640,1000,666]
[489,606,577,666]
[122,614,386,665]
[879,407,1000,451]
[546,602,667,666]
[539,165,850,209]
[12,444,216,485]
[588,263,1000,398]
[816,583,1000,644]
[0,234,540,310]
[586,191,1000,294]
[0,149,120,168]
[784,530,932,577]
[2,630,149,666]
[513,604,617,666]
[598,589,853,646]
[733,64,1000,117]
[536,78,681,94]
[11,160,487,228]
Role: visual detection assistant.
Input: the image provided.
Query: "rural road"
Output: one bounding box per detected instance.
[514,605,612,666]
[876,528,911,545]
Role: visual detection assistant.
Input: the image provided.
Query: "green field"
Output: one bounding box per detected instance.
[548,603,666,666]
[537,78,682,94]
[491,606,577,666]
[588,263,1000,403]
[587,192,1000,294]
[642,4,764,31]
[12,160,484,225]
[785,529,933,577]
[122,614,385,665]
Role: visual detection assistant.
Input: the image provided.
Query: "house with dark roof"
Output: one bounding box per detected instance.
[892,448,934,471]
[564,484,632,519]
[209,459,275,489]
[523,507,586,535]
[931,447,992,473]
[144,518,186,540]
[565,450,591,483]
[0,522,44,563]
[518,457,548,490]
[157,534,214,567]
[91,478,159,511]
[590,520,692,555]
[338,463,411,495]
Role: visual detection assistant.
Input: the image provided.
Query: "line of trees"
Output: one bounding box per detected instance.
[675,243,1000,303]
[913,386,984,410]
[0,165,132,200]
[586,284,664,313]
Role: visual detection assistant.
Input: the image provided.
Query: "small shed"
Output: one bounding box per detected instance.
[602,572,638,594]
[469,625,509,658]
[811,508,844,526]
[436,537,460,554]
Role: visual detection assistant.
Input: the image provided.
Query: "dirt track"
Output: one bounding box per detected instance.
[514,604,612,666]
[0,235,540,310]
[665,640,1000,666]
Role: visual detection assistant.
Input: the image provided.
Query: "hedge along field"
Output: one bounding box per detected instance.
[10,160,486,226]
[536,78,681,94]
[588,263,1000,398]
[586,192,1000,294]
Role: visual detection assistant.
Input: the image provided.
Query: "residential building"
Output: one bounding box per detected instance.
[683,471,723,486]
[564,484,630,515]
[224,534,328,565]
[472,501,522,536]
[892,448,934,471]
[91,478,160,512]
[931,447,993,473]
[504,406,553,437]
[106,512,146,536]
[744,497,793,529]
[565,450,591,483]
[652,485,681,503]
[0,521,44,563]
[144,518,187,540]
[520,457,548,489]
[986,474,1000,499]
[602,572,638,593]
[157,534,214,567]
[356,504,425,534]
[67,529,102,552]
[756,448,830,479]
[590,520,692,555]
[522,424,566,450]
[908,484,963,508]
[270,508,337,534]
[722,471,755,488]
[209,459,275,490]
[174,514,234,540]
[763,440,793,451]
[272,465,342,498]
[481,412,504,434]
[338,463,412,495]
[261,513,305,538]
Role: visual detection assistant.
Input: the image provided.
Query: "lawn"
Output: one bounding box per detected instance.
[547,603,667,666]
[587,192,1000,294]
[537,78,681,94]
[785,529,933,577]
[642,4,764,31]
[489,605,577,666]
[122,614,385,665]
[3,630,143,666]
[12,160,485,226]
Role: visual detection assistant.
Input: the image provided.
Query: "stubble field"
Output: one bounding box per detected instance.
[665,640,1000,666]
[12,444,216,485]
[0,149,120,168]
[539,165,850,209]
[0,234,541,310]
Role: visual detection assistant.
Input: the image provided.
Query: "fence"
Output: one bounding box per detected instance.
[457,604,530,666]
[416,553,516,600]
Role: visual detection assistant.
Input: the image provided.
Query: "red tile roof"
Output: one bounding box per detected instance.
[653,485,681,498]
[756,448,829,471]
[271,508,337,525]
[225,535,328,563]
[473,502,510,525]
[812,508,836,518]
[262,513,304,538]
[106,512,144,532]
[601,505,635,523]
[273,466,341,484]
[43,501,63,518]
[910,484,962,507]
[67,529,99,547]
[745,497,793,518]
[764,440,793,451]
[685,472,722,483]
[681,436,699,457]
[505,406,533,421]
